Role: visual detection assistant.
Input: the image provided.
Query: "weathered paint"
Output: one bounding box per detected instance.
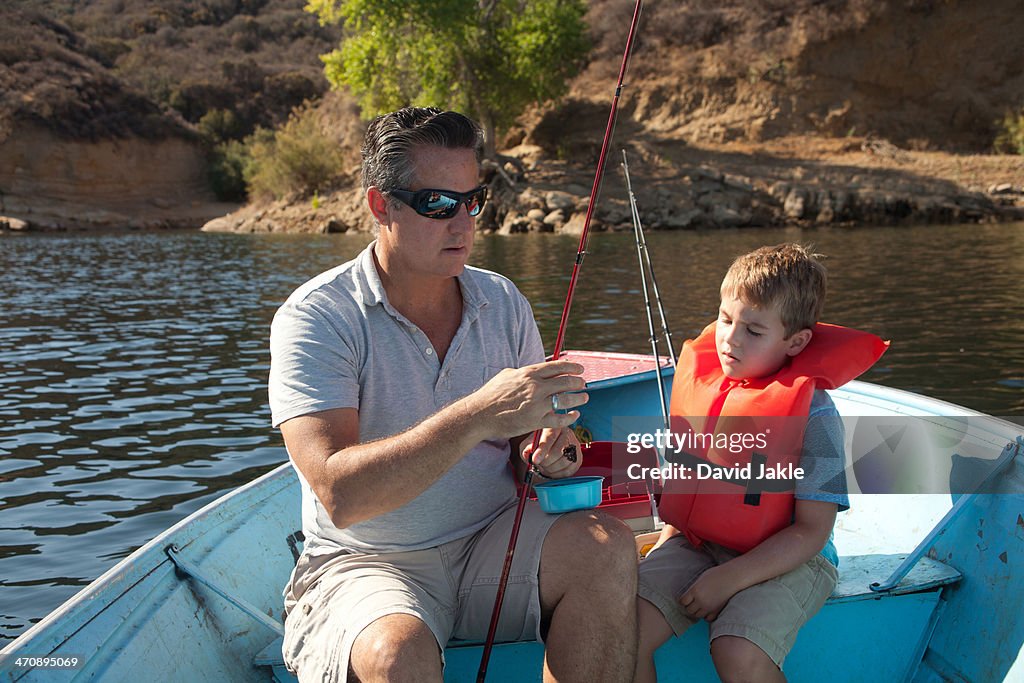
[0,465,300,682]
[439,564,955,683]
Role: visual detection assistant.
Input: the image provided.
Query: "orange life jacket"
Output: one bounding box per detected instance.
[659,322,888,553]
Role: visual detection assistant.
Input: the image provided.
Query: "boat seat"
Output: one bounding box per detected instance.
[829,552,960,602]
[253,552,960,682]
[254,639,293,683]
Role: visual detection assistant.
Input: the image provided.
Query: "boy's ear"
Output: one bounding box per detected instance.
[366,187,390,227]
[785,328,813,356]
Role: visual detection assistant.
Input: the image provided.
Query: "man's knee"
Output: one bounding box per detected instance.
[350,614,441,682]
[543,510,637,588]
[560,510,635,560]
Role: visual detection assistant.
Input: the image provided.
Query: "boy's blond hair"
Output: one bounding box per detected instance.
[720,243,827,337]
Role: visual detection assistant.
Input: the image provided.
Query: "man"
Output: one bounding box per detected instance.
[269,107,637,682]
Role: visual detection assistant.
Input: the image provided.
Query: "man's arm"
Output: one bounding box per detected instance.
[281,360,588,529]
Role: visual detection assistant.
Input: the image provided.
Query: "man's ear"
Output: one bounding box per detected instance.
[366,187,390,226]
[786,328,813,356]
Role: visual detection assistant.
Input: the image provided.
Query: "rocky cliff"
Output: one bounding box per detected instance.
[560,0,1024,151]
[0,10,234,230]
[1,125,232,230]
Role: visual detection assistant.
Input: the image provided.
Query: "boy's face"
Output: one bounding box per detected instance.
[715,295,811,380]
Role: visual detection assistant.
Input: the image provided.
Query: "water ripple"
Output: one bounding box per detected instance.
[2,225,1022,643]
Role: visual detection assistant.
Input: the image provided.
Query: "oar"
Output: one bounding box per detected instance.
[476,1,646,680]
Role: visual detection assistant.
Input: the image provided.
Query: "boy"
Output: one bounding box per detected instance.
[634,243,887,682]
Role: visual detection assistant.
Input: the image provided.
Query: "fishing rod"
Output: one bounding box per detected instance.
[476,1,645,680]
[622,149,671,432]
[622,150,668,525]
[630,170,676,370]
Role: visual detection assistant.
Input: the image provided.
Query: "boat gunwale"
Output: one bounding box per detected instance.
[831,380,1022,446]
[0,462,295,662]
[3,369,1022,677]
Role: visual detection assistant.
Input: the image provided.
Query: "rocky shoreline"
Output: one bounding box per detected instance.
[4,137,1021,235]
[197,137,1024,236]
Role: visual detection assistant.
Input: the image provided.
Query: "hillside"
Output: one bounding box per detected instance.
[0,0,339,229]
[0,9,226,229]
[567,0,1024,151]
[7,0,338,135]
[510,0,1024,232]
[2,0,1022,232]
[0,9,191,141]
[212,0,1024,234]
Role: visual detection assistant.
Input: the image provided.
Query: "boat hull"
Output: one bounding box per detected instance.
[2,357,1022,682]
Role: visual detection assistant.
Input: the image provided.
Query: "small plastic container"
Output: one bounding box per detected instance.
[534,475,604,514]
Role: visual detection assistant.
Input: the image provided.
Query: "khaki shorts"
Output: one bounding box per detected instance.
[637,535,838,667]
[282,500,561,682]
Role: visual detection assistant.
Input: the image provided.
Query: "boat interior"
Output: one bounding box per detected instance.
[3,358,1022,682]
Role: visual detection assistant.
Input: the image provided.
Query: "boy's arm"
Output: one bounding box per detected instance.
[653,523,681,550]
[678,499,837,621]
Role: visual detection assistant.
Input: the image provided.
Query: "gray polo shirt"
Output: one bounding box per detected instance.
[269,242,545,553]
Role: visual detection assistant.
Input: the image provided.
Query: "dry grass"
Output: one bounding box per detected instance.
[1,0,339,141]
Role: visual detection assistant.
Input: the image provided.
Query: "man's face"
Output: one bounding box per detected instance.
[377,144,479,280]
[715,295,804,380]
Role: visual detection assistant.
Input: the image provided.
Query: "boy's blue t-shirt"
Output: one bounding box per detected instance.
[796,389,850,566]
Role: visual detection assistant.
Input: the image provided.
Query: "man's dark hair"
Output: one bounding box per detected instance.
[360,107,484,198]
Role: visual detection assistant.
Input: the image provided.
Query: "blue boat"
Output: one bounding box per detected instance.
[1,352,1021,682]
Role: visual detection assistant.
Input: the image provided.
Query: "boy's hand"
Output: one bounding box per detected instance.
[651,523,681,552]
[679,565,739,622]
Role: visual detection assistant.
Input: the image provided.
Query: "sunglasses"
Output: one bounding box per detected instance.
[389,185,488,220]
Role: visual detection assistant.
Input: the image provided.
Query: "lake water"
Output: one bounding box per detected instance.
[1,223,1023,643]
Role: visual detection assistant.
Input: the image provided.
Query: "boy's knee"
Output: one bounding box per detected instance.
[710,635,779,683]
[636,598,673,656]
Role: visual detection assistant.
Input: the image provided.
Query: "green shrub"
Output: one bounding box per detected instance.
[994,108,1024,155]
[198,108,243,142]
[208,138,250,201]
[243,104,343,200]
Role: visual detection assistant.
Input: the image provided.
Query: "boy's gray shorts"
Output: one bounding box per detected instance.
[638,535,837,667]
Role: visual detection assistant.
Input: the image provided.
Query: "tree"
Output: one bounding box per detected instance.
[306,0,590,159]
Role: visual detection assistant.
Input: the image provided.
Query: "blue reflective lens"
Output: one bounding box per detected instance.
[390,185,488,220]
[422,192,460,217]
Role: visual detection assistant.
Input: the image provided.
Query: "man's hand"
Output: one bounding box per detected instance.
[679,564,740,622]
[520,427,582,479]
[469,360,589,440]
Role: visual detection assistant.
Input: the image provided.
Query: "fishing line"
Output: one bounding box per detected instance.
[622,150,670,431]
